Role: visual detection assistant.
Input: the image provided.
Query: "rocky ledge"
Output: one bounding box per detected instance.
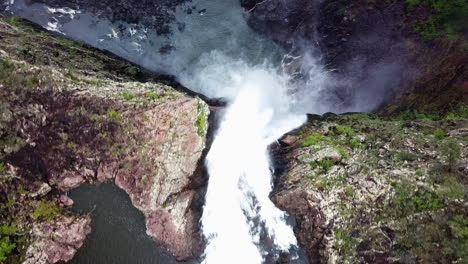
[0,16,209,263]
[273,112,467,263]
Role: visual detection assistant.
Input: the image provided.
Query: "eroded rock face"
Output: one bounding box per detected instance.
[273,190,328,264]
[111,97,209,260]
[24,216,92,264]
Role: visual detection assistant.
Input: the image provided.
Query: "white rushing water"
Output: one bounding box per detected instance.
[200,63,305,263]
[6,1,331,263]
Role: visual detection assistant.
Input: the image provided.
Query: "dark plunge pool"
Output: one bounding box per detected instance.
[69,183,198,264]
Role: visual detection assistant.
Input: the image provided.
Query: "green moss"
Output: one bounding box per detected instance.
[302,132,329,147]
[33,200,60,221]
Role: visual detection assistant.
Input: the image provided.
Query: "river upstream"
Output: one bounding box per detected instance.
[6,0,334,263]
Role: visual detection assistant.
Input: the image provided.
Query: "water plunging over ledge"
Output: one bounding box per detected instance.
[6,0,331,262]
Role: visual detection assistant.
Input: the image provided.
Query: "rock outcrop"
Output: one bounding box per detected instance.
[0,16,209,263]
[273,113,468,263]
[24,216,91,264]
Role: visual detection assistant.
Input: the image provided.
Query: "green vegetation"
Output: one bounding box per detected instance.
[145,91,159,101]
[195,103,208,137]
[310,158,335,172]
[302,132,329,147]
[337,147,349,160]
[121,91,136,101]
[335,125,356,136]
[33,200,60,221]
[0,223,19,262]
[107,109,122,122]
[64,71,79,82]
[441,138,461,170]
[434,128,445,140]
[446,104,468,119]
[349,139,361,149]
[396,151,417,162]
[390,180,442,217]
[407,0,468,40]
[7,16,34,33]
[398,110,441,121]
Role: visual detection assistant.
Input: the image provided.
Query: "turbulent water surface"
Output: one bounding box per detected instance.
[6,0,332,263]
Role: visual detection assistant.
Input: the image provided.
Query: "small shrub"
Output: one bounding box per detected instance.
[397,151,417,162]
[107,109,122,122]
[196,104,207,137]
[336,125,356,136]
[344,186,355,197]
[33,200,60,221]
[302,132,329,147]
[64,71,79,82]
[125,66,138,77]
[446,104,468,119]
[319,158,335,171]
[1,58,15,70]
[441,139,461,170]
[145,91,159,100]
[121,91,136,101]
[337,147,349,160]
[0,236,16,262]
[434,129,445,140]
[349,139,361,149]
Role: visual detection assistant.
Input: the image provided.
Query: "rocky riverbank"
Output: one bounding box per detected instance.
[0,16,210,263]
[272,112,467,263]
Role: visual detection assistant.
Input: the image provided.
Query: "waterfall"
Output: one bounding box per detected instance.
[200,65,305,263]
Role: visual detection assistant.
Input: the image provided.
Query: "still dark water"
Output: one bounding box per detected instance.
[69,183,198,264]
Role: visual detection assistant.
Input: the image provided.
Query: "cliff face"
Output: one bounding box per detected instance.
[272,113,467,263]
[0,16,209,263]
[242,0,467,113]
